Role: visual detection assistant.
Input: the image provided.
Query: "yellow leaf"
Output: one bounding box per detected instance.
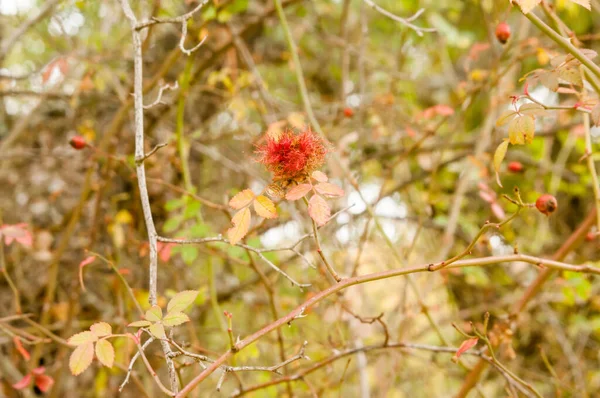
[167,290,198,313]
[569,0,591,10]
[517,0,541,14]
[114,209,133,224]
[519,103,545,116]
[68,331,98,346]
[496,110,516,127]
[227,207,251,245]
[508,115,534,145]
[162,312,190,327]
[287,112,306,129]
[148,323,166,339]
[90,322,112,337]
[493,140,510,188]
[145,305,162,322]
[228,189,255,209]
[69,342,94,376]
[308,194,331,226]
[493,141,510,173]
[253,195,277,219]
[95,340,115,368]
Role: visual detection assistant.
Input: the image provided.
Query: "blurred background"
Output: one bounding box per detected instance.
[1,0,600,396]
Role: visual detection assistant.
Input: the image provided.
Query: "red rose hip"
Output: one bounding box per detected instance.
[69,135,86,150]
[343,107,354,118]
[496,22,511,44]
[535,194,557,216]
[507,161,523,173]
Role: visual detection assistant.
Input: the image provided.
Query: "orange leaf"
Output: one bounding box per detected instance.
[455,338,478,359]
[285,184,312,201]
[227,208,251,245]
[12,374,32,390]
[308,195,331,226]
[311,171,328,182]
[253,195,277,219]
[314,182,345,198]
[228,189,255,209]
[13,336,30,360]
[34,374,54,393]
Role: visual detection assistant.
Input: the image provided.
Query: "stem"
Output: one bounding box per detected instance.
[583,103,600,233]
[176,56,194,192]
[524,11,600,82]
[118,0,178,392]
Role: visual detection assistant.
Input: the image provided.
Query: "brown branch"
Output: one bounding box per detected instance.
[175,253,600,396]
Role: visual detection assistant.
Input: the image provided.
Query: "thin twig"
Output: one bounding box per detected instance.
[157,235,311,288]
[144,81,178,108]
[361,1,436,36]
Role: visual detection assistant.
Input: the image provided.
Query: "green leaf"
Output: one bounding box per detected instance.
[189,223,210,237]
[180,246,199,265]
[167,290,199,313]
[202,5,217,21]
[164,198,184,211]
[162,312,190,327]
[95,340,115,368]
[148,323,166,339]
[163,216,183,233]
[145,305,162,322]
[183,201,202,219]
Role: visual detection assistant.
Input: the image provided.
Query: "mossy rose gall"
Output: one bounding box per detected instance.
[255,128,329,181]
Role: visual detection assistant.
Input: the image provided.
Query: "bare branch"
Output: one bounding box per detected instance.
[157,235,311,288]
[135,0,211,30]
[118,0,179,392]
[119,337,154,392]
[179,23,208,56]
[144,81,178,108]
[361,1,436,37]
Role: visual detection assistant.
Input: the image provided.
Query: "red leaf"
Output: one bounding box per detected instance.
[78,256,96,292]
[13,336,30,361]
[455,338,478,359]
[12,374,32,390]
[34,374,54,393]
[157,242,175,262]
[31,367,46,375]
[0,223,33,247]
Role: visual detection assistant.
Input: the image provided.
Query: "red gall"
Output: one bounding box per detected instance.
[255,128,329,181]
